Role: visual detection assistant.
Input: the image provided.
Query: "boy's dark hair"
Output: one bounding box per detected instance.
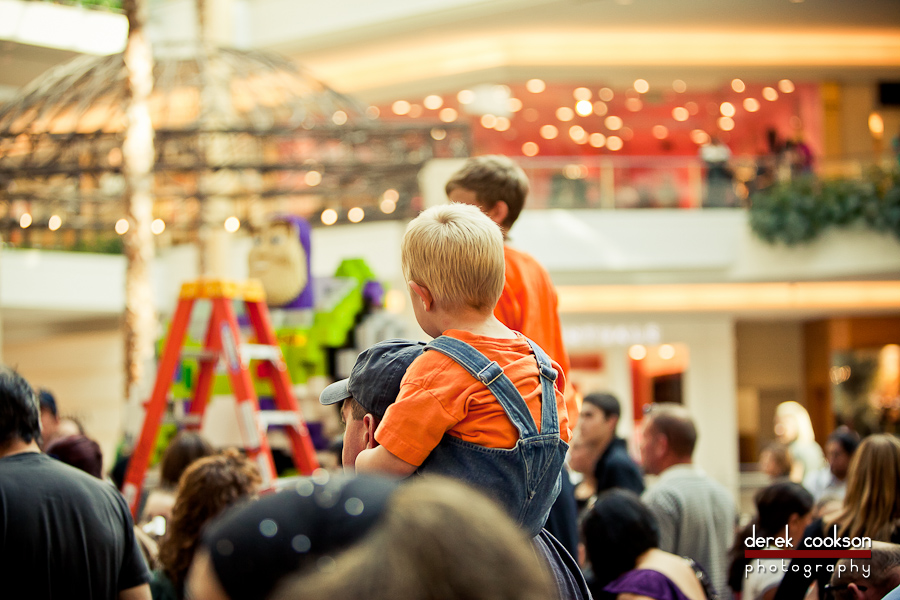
[38,389,58,417]
[581,489,659,588]
[582,392,620,418]
[828,426,861,456]
[755,481,813,537]
[445,155,529,231]
[0,367,41,448]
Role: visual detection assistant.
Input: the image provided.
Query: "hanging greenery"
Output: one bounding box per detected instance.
[748,168,900,246]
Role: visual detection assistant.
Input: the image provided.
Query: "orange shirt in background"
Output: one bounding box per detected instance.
[496,245,577,425]
[375,329,570,467]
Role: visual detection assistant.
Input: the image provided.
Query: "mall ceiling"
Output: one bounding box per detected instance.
[270,0,900,102]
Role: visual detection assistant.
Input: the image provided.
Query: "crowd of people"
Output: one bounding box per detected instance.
[2,155,899,600]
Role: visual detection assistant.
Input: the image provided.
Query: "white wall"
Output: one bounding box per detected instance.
[564,313,740,498]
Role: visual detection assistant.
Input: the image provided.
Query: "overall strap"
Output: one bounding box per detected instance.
[523,338,561,436]
[426,336,538,438]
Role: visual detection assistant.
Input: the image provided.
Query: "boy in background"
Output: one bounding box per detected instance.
[445,155,574,421]
[355,203,570,537]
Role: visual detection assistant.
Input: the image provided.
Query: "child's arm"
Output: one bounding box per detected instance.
[355,445,418,477]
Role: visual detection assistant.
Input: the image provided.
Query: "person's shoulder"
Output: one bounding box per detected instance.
[504,245,551,276]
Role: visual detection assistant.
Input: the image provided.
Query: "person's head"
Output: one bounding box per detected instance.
[248,217,311,307]
[159,448,261,594]
[271,475,552,600]
[827,427,861,481]
[827,541,900,600]
[401,203,505,337]
[639,403,697,475]
[578,392,621,449]
[37,389,59,443]
[319,340,426,468]
[834,434,900,540]
[759,442,793,480]
[45,435,104,479]
[582,489,660,588]
[755,481,814,542]
[160,431,215,488]
[187,473,402,600]
[0,367,41,452]
[775,401,816,444]
[445,155,529,233]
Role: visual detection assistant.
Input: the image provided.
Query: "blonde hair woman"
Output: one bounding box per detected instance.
[774,401,824,482]
[774,434,900,600]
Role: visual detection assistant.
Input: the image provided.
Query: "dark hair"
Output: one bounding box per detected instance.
[583,393,621,418]
[755,481,813,537]
[581,489,660,588]
[0,367,41,448]
[828,426,861,456]
[158,448,261,597]
[46,435,104,479]
[644,403,697,458]
[160,431,215,488]
[38,389,58,417]
[445,155,529,231]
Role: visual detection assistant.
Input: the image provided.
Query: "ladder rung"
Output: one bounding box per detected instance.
[240,344,282,362]
[258,410,300,427]
[180,348,219,361]
[181,414,202,427]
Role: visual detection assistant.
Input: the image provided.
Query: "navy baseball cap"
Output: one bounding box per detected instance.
[319,339,426,418]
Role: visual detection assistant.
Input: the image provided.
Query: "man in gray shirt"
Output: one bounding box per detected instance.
[640,403,736,599]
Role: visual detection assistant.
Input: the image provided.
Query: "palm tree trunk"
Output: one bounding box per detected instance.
[122,0,156,405]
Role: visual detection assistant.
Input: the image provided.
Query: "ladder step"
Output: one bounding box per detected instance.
[180,344,282,364]
[240,344,283,362]
[180,348,219,361]
[258,410,301,427]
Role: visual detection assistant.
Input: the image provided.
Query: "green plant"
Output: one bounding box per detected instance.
[749,169,900,246]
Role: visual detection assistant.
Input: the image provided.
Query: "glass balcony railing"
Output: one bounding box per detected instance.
[516,154,897,211]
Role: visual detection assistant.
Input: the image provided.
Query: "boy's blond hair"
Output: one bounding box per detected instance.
[402,203,505,313]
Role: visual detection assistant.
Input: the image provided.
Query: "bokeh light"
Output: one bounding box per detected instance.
[522,142,539,156]
[423,95,443,110]
[392,100,411,115]
[321,209,338,226]
[526,79,546,93]
[347,207,364,223]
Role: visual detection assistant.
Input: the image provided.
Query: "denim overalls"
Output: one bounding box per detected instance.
[416,335,568,537]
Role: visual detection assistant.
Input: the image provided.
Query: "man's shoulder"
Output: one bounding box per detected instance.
[2,452,123,504]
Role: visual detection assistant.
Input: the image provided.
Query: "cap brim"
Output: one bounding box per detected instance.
[319,379,351,406]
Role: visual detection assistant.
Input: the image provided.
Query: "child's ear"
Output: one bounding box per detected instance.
[409,281,434,311]
[485,201,509,227]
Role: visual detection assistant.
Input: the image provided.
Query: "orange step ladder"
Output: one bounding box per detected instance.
[122,279,319,517]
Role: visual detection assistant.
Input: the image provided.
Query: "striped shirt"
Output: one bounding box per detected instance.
[642,464,736,599]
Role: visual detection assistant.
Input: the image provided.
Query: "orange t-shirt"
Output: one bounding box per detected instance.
[497,245,571,376]
[375,329,570,467]
[496,245,577,424]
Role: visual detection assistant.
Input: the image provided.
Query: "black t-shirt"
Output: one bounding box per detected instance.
[594,437,645,496]
[0,452,150,599]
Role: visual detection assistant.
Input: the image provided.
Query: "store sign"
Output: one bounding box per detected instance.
[563,322,661,349]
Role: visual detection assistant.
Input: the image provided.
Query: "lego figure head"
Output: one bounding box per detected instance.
[248,217,313,308]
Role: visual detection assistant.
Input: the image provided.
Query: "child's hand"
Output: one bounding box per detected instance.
[355,446,418,477]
